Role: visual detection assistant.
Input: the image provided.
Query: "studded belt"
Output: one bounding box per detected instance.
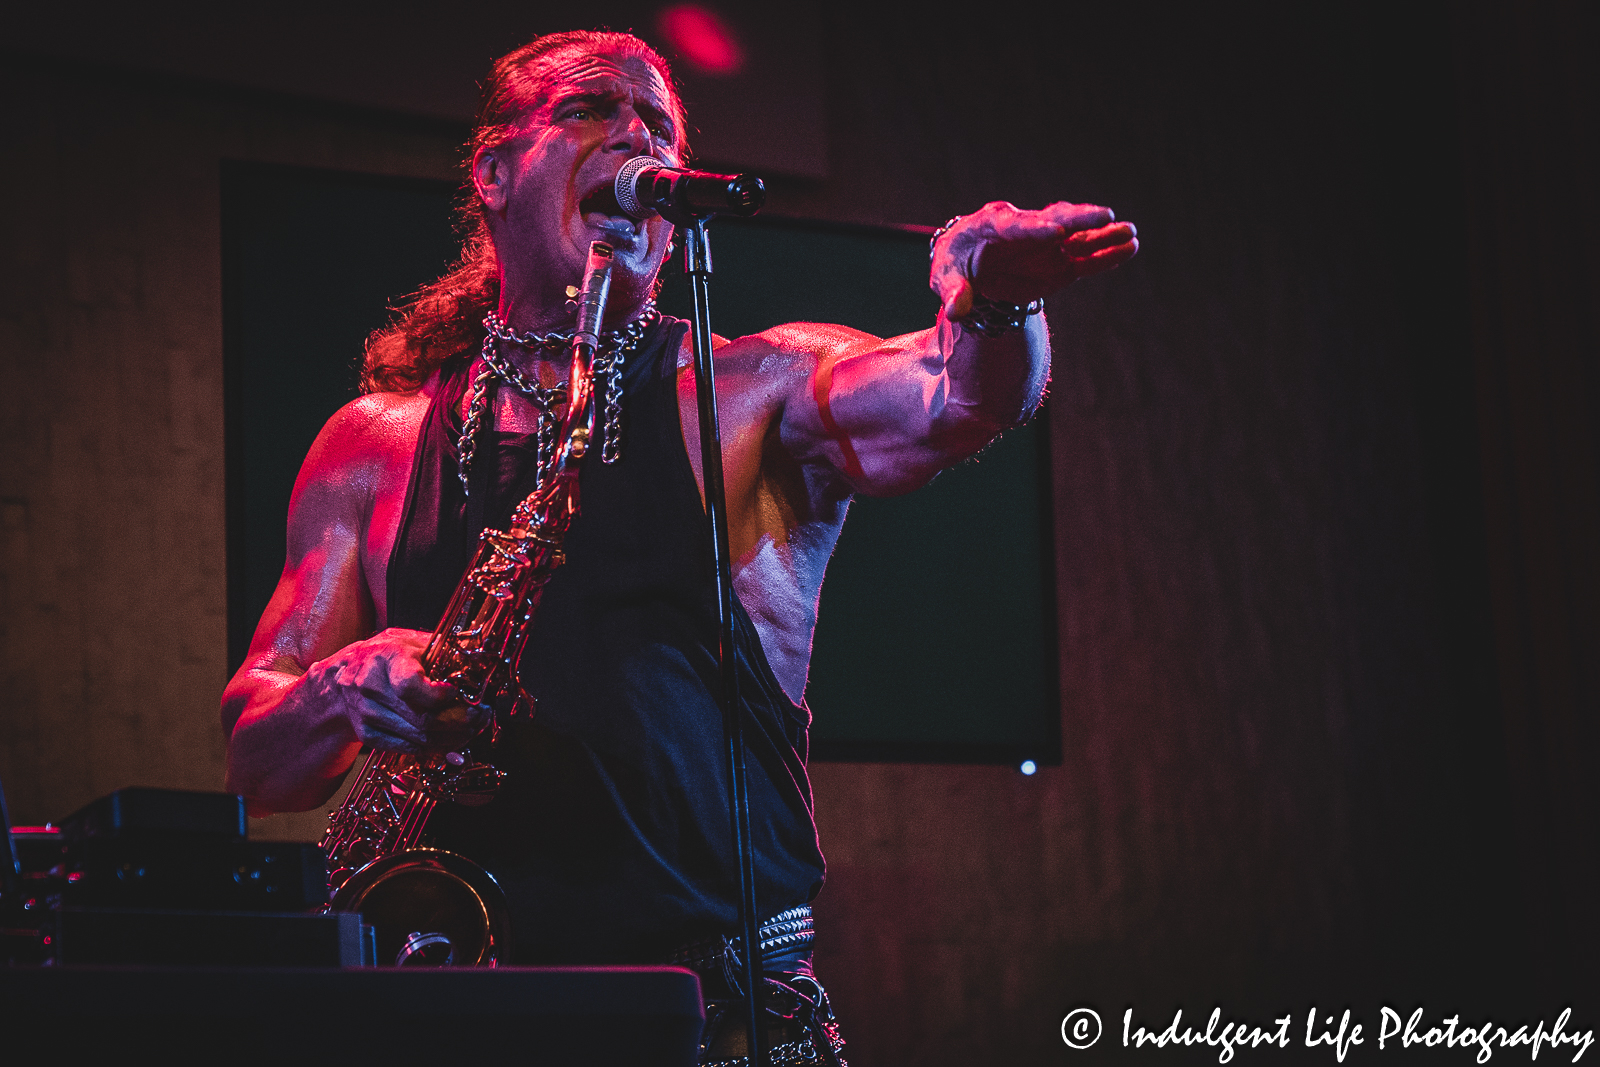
[667,905,816,974]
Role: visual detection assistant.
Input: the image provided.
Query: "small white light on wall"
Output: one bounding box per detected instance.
[1019,760,1038,776]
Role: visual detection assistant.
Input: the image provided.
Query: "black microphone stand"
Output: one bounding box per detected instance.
[665,211,767,1064]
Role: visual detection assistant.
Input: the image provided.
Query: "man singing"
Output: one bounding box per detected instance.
[220,28,1136,1065]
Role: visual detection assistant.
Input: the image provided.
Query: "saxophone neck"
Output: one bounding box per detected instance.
[508,472,580,536]
[545,242,614,479]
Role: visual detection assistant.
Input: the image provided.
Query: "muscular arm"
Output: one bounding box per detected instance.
[780,200,1137,495]
[220,394,471,816]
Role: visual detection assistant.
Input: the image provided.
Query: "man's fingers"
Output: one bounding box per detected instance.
[361,728,425,756]
[354,702,429,750]
[353,685,481,751]
[394,670,463,712]
[1061,221,1139,280]
[376,641,462,711]
[1063,221,1137,253]
[1068,239,1140,277]
[351,665,446,716]
[1038,201,1116,234]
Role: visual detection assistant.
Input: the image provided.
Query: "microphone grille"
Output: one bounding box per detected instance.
[615,155,666,220]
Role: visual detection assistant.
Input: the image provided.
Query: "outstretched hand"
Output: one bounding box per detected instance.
[931,201,1138,321]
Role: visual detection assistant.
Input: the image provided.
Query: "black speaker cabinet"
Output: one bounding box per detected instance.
[1,966,704,1062]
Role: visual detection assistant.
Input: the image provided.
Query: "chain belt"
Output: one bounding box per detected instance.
[699,1025,846,1067]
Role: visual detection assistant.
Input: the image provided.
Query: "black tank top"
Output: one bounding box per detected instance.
[386,318,826,964]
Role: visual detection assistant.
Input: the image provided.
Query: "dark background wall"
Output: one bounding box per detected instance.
[1,1,1594,1061]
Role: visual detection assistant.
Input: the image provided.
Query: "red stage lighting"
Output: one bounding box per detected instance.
[656,4,746,76]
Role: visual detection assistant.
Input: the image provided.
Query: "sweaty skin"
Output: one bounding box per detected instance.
[220,48,1138,816]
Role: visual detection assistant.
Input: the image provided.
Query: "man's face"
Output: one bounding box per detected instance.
[480,50,684,314]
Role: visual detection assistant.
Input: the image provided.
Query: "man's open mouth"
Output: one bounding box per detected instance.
[578,182,636,228]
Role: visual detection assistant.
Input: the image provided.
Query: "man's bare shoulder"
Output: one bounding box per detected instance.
[691,322,885,399]
[304,389,430,473]
[287,385,434,537]
[667,326,879,451]
[715,322,884,364]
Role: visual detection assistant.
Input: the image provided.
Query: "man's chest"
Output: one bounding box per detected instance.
[360,354,842,689]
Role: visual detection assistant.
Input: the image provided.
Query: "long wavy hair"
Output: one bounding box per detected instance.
[360,31,687,394]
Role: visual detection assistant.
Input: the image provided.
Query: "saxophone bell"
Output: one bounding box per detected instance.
[330,848,511,967]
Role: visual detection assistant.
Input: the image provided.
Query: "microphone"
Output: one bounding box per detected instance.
[614,156,765,221]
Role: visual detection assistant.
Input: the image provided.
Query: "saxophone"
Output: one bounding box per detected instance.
[320,242,617,967]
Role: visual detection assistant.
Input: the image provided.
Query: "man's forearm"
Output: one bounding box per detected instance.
[223,663,362,816]
[934,308,1051,441]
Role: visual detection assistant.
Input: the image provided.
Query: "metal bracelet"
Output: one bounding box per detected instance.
[955,293,1046,338]
[928,215,964,261]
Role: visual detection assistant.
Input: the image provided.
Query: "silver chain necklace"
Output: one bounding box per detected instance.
[456,304,659,495]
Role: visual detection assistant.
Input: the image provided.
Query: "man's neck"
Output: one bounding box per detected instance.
[492,281,654,383]
[497,268,654,334]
